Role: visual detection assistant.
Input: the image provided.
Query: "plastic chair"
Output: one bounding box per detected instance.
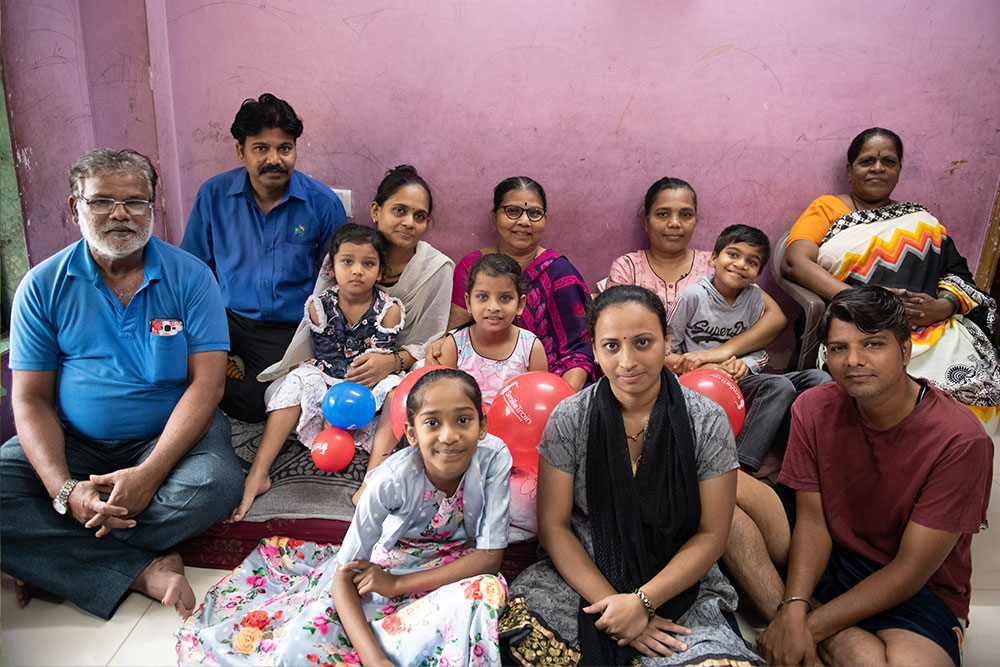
[770,230,826,371]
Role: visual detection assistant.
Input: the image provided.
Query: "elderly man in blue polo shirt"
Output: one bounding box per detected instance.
[181,93,346,422]
[1,149,243,619]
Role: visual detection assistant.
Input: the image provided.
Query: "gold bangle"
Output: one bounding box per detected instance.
[633,588,655,618]
[776,596,813,614]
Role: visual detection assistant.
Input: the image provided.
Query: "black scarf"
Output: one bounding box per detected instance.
[578,370,702,666]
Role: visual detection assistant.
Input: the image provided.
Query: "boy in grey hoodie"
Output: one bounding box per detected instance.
[668,224,829,472]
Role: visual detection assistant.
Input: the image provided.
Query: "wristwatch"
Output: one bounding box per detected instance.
[52,479,80,515]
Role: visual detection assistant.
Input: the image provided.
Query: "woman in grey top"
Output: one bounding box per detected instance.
[499,285,763,666]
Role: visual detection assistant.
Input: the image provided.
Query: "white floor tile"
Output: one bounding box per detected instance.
[0,573,152,666]
[109,567,229,667]
[971,475,1000,590]
[964,589,1000,667]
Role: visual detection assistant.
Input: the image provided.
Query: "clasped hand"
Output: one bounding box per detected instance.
[344,352,397,388]
[341,560,398,597]
[757,608,819,666]
[886,288,953,329]
[583,593,691,656]
[68,465,160,536]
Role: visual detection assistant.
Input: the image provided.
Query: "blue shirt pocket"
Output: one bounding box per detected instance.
[284,220,322,248]
[146,332,189,384]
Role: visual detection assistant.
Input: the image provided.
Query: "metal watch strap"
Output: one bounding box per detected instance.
[52,479,79,515]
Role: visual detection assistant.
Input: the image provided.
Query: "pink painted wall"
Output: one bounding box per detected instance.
[5,1,1000,341]
[2,0,163,260]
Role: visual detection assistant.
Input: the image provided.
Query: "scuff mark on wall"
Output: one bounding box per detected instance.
[948,159,968,175]
[702,44,734,59]
[15,147,32,170]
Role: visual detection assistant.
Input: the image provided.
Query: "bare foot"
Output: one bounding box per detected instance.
[227,473,271,522]
[14,578,35,607]
[131,552,196,618]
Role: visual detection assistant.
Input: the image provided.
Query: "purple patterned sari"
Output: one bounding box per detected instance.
[518,250,596,382]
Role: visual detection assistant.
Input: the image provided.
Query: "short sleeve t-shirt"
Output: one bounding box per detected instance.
[779,380,993,619]
[9,238,229,440]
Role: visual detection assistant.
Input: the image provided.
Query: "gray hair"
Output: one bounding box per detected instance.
[69,149,158,200]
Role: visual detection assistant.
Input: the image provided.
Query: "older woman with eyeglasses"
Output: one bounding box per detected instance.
[446,176,596,390]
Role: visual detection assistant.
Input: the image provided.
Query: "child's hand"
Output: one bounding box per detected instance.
[341,560,398,598]
[664,352,684,374]
[425,336,448,365]
[345,352,396,388]
[699,363,734,378]
[720,357,750,381]
[677,348,726,373]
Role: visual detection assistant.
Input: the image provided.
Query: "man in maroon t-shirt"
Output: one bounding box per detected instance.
[722,286,992,666]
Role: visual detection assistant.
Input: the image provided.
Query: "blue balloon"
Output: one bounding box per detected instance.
[322,382,377,430]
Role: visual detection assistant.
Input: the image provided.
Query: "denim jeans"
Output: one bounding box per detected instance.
[0,410,242,619]
[736,369,830,471]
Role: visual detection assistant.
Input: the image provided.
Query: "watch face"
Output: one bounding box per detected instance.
[52,497,68,514]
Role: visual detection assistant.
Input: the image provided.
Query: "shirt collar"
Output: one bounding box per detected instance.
[65,237,162,283]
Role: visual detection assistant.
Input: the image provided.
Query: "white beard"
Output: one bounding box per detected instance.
[80,210,154,261]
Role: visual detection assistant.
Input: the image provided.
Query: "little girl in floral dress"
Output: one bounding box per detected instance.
[229,223,404,522]
[176,368,512,666]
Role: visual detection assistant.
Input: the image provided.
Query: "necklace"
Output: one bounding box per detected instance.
[627,423,647,441]
[647,249,694,286]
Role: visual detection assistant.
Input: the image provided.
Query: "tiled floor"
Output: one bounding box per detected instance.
[3,454,999,666]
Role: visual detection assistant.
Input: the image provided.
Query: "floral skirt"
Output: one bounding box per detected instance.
[176,538,506,666]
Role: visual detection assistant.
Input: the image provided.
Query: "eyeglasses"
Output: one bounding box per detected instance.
[81,197,152,215]
[500,205,546,222]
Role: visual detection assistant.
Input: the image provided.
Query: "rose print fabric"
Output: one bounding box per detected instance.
[176,529,505,666]
[178,439,512,666]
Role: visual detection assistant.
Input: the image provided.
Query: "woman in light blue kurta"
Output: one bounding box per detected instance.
[177,370,512,666]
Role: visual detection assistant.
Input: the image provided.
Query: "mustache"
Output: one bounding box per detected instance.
[260,164,289,174]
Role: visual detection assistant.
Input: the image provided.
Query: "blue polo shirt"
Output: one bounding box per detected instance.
[9,238,229,441]
[181,167,346,322]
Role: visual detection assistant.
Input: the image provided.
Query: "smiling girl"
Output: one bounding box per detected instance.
[436,253,548,410]
[176,369,513,666]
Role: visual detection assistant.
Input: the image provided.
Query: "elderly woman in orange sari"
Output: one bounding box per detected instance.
[781,127,1000,431]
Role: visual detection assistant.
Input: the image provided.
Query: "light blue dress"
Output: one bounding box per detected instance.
[176,435,512,666]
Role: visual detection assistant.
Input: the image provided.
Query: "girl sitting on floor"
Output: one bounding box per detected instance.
[229,223,403,522]
[177,368,512,666]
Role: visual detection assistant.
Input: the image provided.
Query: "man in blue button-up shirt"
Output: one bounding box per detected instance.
[181,93,346,422]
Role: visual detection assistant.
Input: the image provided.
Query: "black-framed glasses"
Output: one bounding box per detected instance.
[82,197,152,215]
[501,205,545,222]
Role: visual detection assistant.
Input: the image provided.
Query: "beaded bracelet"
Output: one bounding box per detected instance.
[632,588,655,619]
[776,596,813,614]
[394,351,405,373]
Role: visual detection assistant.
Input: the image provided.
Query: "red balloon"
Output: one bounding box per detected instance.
[390,365,449,439]
[487,371,575,469]
[677,369,746,436]
[310,427,356,473]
